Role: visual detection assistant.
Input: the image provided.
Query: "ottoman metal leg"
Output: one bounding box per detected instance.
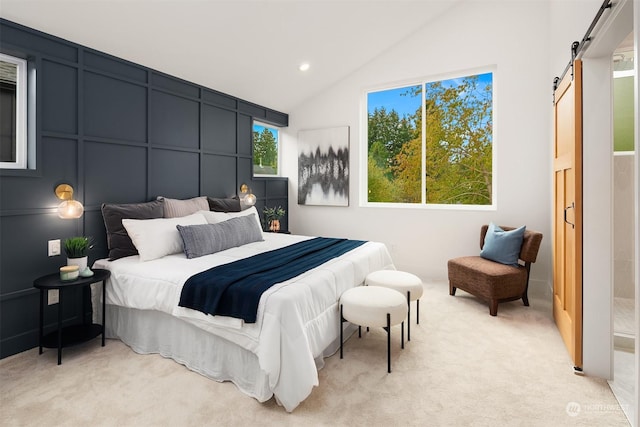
[407,291,411,341]
[340,304,344,359]
[386,313,391,373]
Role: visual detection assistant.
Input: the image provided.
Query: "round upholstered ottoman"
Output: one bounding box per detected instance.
[339,285,408,373]
[365,270,423,340]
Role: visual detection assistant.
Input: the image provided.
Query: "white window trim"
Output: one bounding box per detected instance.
[360,66,497,210]
[252,121,281,177]
[0,53,27,169]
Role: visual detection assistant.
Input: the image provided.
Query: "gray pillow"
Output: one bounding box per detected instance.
[101,200,164,260]
[158,196,209,218]
[176,214,264,259]
[207,197,241,212]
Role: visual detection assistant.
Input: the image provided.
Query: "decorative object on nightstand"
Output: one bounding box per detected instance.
[263,205,285,232]
[63,236,94,271]
[59,265,79,281]
[33,268,111,365]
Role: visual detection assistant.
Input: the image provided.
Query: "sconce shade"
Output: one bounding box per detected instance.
[55,183,84,218]
[244,193,257,207]
[57,199,84,219]
[239,183,256,208]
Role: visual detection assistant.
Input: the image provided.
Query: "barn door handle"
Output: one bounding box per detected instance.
[564,202,575,229]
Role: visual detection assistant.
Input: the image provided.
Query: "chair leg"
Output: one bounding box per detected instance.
[490,300,498,316]
[523,263,531,307]
[416,299,420,325]
[449,284,457,296]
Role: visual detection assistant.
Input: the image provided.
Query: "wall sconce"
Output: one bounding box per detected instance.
[239,183,256,207]
[55,184,84,219]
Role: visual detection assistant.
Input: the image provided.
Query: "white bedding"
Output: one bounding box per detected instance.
[93,233,394,411]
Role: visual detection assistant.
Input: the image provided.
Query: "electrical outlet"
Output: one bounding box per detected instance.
[48,239,61,256]
[47,289,59,305]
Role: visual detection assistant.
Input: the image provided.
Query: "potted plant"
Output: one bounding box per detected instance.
[263,206,286,232]
[64,236,94,270]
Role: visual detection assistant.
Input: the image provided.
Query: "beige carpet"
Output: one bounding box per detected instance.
[0,282,631,426]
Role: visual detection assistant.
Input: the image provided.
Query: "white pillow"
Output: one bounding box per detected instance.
[197,206,264,239]
[122,212,207,261]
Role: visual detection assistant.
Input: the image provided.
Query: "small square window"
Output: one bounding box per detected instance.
[0,53,28,169]
[253,122,280,176]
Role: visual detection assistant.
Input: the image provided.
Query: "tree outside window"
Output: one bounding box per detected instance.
[253,122,279,176]
[367,72,493,206]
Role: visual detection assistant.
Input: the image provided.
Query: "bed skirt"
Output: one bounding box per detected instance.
[105,304,357,407]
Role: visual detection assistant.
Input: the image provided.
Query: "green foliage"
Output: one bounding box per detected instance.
[367,156,396,202]
[63,236,94,258]
[367,107,416,173]
[253,128,278,174]
[367,74,493,205]
[263,206,285,222]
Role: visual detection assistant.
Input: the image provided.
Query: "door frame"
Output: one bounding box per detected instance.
[579,0,634,380]
[579,2,639,425]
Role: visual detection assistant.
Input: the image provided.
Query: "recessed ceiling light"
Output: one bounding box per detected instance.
[299,63,310,72]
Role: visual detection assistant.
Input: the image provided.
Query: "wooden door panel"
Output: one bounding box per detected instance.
[553,59,583,369]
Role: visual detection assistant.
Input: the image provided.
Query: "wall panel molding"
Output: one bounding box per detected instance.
[0,18,289,359]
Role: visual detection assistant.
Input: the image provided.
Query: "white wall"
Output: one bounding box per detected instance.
[282,1,552,287]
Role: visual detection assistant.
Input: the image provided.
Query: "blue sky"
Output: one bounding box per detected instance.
[368,72,493,119]
[253,123,277,137]
[368,85,421,119]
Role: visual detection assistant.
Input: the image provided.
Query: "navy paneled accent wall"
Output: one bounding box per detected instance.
[0,19,289,358]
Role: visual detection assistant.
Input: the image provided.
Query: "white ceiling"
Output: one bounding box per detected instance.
[0,0,462,113]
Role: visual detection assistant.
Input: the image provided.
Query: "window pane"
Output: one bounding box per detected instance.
[424,73,493,205]
[253,123,279,176]
[367,85,422,203]
[0,60,17,163]
[365,72,493,207]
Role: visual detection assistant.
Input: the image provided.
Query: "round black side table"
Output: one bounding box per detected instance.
[33,268,110,365]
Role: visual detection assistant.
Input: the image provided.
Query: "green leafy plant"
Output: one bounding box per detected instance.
[263,206,286,223]
[63,236,94,258]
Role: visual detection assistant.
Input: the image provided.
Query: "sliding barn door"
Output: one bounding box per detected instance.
[553,59,583,369]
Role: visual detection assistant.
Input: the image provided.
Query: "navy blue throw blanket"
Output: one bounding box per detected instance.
[179,237,366,323]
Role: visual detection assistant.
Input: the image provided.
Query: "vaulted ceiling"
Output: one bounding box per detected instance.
[0,0,462,113]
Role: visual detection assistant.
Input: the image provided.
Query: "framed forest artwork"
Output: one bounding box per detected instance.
[298,126,349,206]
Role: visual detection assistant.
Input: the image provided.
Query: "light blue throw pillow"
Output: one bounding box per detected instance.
[480,223,526,266]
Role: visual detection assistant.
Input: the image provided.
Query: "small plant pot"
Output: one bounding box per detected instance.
[268,219,281,232]
[67,256,88,271]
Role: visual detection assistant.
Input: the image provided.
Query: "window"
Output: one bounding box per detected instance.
[366,70,494,207]
[0,53,28,169]
[253,122,280,176]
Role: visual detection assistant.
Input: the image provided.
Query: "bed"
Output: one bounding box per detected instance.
[92,201,394,412]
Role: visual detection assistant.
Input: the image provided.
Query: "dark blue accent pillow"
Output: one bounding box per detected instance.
[480,223,526,266]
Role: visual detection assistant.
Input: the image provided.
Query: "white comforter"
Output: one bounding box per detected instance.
[94,233,394,411]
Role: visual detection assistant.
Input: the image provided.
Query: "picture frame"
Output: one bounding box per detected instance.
[297,126,349,206]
